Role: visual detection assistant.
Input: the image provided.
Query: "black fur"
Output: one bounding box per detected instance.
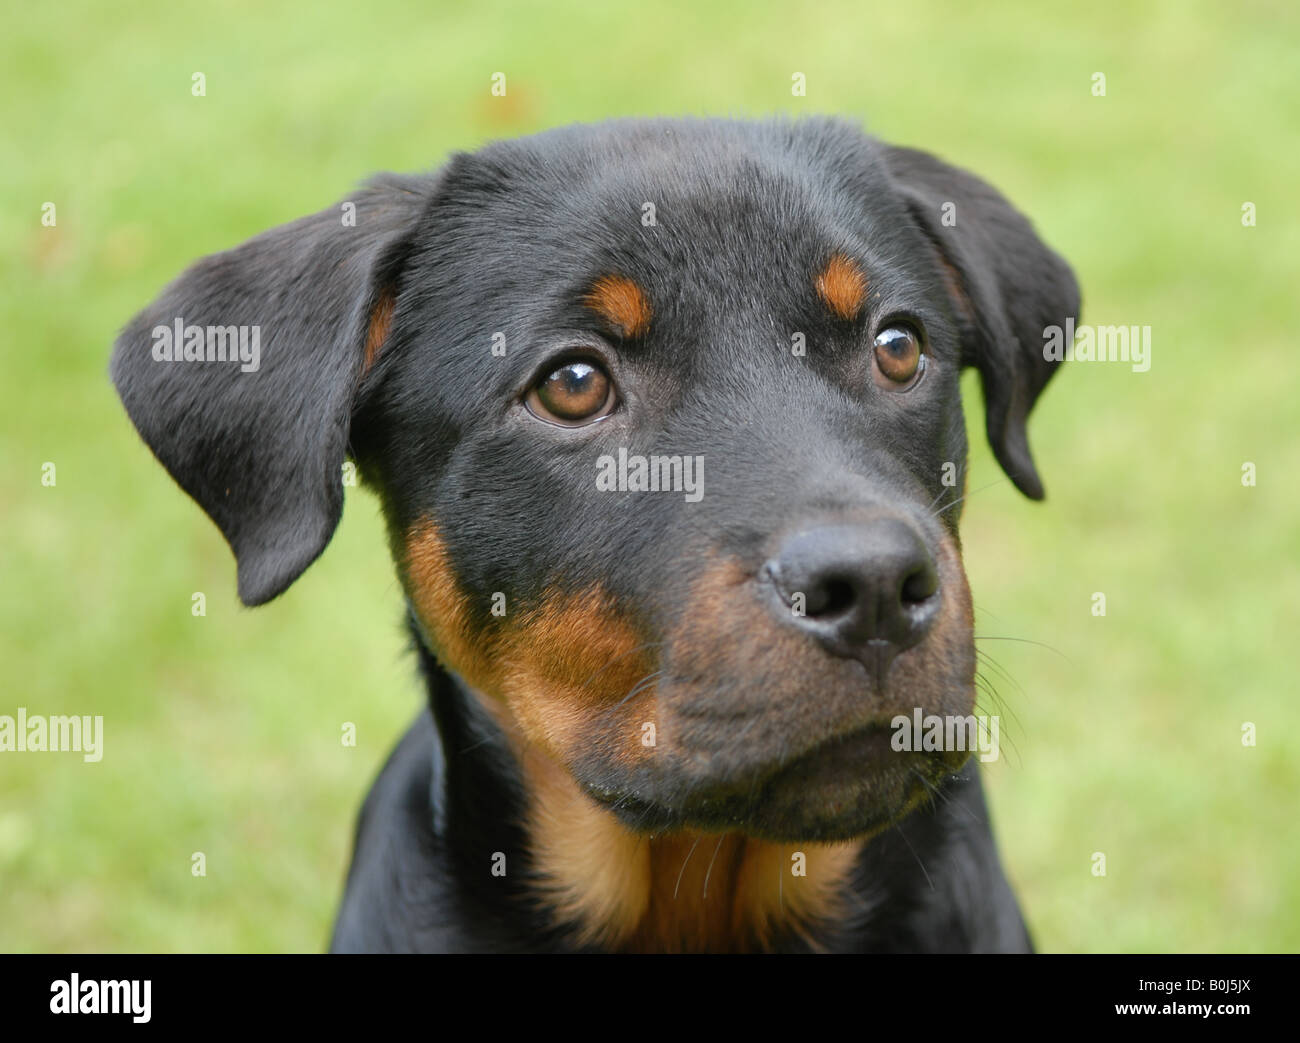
[111,116,1079,953]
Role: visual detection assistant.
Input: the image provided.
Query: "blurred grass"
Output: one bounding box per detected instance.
[2,0,1297,952]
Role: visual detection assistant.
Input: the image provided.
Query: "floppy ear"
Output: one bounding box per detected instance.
[882,145,1080,500]
[110,173,434,606]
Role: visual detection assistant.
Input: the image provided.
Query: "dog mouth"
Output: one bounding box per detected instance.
[578,520,978,843]
[583,717,972,843]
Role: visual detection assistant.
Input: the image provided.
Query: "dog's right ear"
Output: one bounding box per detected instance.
[111,174,435,606]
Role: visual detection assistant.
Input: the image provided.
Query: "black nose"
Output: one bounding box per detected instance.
[763,519,941,667]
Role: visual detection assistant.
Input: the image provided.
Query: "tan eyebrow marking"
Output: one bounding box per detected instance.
[815,254,868,320]
[583,274,653,338]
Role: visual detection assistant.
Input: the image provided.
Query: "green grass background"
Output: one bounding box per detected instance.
[2,0,1297,952]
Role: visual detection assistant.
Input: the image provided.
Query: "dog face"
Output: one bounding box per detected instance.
[113,117,1078,844]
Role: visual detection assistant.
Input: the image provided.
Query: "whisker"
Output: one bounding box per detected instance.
[578,640,666,690]
[976,652,1029,744]
[890,819,934,892]
[974,634,1073,666]
[976,648,1026,699]
[610,669,665,711]
[911,766,980,826]
[702,836,727,900]
[673,835,703,901]
[931,476,1010,518]
[974,677,1023,768]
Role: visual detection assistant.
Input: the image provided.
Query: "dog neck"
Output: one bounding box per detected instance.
[518,747,864,952]
[419,633,862,952]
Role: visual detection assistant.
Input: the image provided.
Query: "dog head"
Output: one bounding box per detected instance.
[113,117,1078,844]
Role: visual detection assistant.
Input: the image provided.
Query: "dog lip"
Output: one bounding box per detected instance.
[763,717,903,781]
[587,716,960,836]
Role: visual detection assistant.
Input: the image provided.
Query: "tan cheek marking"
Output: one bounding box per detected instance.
[402,518,653,762]
[402,519,502,695]
[815,253,868,320]
[362,289,396,375]
[583,274,652,338]
[501,588,653,760]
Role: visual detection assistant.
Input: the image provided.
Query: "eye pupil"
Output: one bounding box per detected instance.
[529,360,614,424]
[873,325,923,386]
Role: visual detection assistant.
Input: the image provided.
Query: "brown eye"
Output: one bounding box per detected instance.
[526,359,616,425]
[872,324,924,388]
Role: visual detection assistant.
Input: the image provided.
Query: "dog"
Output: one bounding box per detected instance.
[111,116,1079,953]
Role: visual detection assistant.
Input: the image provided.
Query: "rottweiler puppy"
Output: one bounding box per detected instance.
[111,116,1079,953]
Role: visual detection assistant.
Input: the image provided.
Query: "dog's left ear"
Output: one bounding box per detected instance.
[882,144,1080,500]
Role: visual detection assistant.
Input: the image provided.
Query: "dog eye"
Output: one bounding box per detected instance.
[525,359,616,425]
[872,324,925,389]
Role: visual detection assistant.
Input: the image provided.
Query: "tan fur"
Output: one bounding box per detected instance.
[402,519,652,760]
[522,750,862,952]
[583,274,652,338]
[402,519,501,694]
[362,289,396,375]
[815,253,868,320]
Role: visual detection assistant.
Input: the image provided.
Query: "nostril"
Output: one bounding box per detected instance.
[808,577,856,618]
[900,564,939,606]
